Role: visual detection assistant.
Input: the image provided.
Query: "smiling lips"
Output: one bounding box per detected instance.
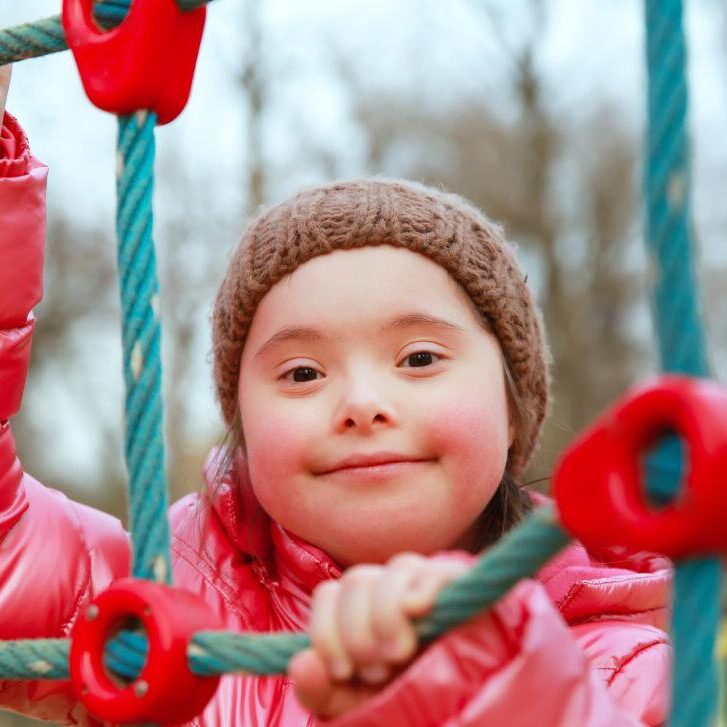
[321,452,431,475]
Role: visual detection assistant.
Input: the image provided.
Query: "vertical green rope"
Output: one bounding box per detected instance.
[115,110,171,585]
[645,3,710,376]
[643,2,722,725]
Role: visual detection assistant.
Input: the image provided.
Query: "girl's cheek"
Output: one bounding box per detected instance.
[422,391,508,456]
[243,405,316,477]
[423,393,509,515]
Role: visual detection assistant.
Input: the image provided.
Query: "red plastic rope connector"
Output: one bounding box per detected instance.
[62,0,206,124]
[554,375,727,559]
[69,578,221,724]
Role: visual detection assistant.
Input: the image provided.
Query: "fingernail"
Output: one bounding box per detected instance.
[404,585,427,606]
[383,636,410,661]
[359,664,389,684]
[331,658,352,681]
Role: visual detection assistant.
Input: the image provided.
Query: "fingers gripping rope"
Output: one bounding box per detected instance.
[0,507,571,724]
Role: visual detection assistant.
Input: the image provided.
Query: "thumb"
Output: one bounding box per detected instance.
[289,648,333,714]
[289,648,379,719]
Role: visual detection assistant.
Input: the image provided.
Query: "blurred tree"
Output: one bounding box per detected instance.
[155,145,234,505]
[161,0,273,498]
[13,211,128,519]
[238,0,267,213]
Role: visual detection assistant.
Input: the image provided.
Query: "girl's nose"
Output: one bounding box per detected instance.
[342,409,388,431]
[335,379,397,433]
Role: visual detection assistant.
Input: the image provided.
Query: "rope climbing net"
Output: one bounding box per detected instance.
[0,0,723,725]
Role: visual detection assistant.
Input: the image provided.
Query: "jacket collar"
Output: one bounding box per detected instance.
[203,448,342,592]
[203,448,671,621]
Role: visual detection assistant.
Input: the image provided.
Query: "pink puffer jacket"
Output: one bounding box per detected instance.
[0,112,672,726]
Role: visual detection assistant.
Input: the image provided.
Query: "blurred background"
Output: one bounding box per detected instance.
[3,0,727,723]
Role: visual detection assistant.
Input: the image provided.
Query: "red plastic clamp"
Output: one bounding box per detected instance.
[69,578,221,724]
[62,0,206,124]
[554,375,727,559]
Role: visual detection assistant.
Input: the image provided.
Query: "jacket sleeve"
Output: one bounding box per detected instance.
[0,111,131,725]
[321,578,670,727]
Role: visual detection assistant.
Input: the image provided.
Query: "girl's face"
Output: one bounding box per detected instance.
[238,245,513,566]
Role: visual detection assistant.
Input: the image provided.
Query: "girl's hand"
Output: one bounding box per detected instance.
[288,552,470,720]
[0,65,11,120]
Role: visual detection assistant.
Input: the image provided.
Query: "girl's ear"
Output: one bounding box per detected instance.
[508,421,516,448]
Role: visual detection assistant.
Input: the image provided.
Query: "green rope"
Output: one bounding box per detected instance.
[0,640,70,680]
[0,507,571,681]
[116,110,171,583]
[643,2,722,726]
[0,0,213,66]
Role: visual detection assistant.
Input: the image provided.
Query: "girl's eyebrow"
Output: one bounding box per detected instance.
[253,311,467,361]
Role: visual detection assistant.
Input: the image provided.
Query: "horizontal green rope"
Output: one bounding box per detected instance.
[0,639,70,680]
[0,0,213,66]
[0,506,571,682]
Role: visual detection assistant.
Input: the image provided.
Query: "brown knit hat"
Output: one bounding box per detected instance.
[212,178,551,476]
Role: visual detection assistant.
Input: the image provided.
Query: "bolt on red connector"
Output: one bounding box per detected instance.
[70,578,221,724]
[554,375,727,559]
[62,0,206,124]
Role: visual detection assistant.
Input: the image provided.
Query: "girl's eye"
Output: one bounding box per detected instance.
[281,351,442,383]
[402,350,442,368]
[282,366,321,383]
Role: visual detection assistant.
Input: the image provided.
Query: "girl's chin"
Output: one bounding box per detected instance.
[312,525,458,567]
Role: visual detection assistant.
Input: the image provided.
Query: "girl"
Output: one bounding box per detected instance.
[0,67,671,726]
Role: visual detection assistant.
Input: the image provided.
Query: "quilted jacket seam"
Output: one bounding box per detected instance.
[60,499,94,636]
[607,639,669,687]
[171,533,256,625]
[569,605,666,626]
[558,571,667,613]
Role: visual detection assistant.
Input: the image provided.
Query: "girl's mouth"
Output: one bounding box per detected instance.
[323,460,433,482]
